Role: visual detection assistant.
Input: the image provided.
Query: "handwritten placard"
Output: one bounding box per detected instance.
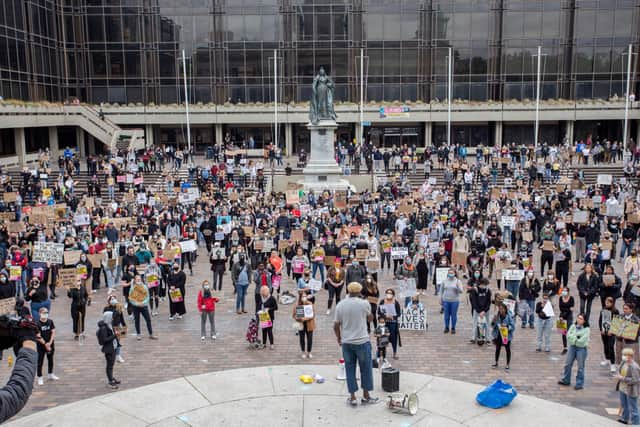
[33,242,64,264]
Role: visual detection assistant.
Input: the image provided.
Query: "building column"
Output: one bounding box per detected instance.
[48,127,59,160]
[285,122,293,156]
[145,124,155,147]
[76,127,86,157]
[355,122,363,145]
[424,122,432,147]
[635,120,639,146]
[494,121,503,147]
[87,135,96,156]
[565,120,575,144]
[215,123,223,145]
[15,128,26,166]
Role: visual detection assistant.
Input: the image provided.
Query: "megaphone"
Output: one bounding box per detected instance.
[387,392,419,416]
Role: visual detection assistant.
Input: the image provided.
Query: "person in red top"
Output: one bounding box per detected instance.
[197,280,219,341]
[12,250,28,297]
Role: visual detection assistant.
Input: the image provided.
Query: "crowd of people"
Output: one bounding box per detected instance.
[0,135,640,422]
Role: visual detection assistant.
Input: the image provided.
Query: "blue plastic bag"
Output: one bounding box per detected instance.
[476,380,517,409]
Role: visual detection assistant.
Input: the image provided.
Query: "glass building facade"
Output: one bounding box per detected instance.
[0,0,638,106]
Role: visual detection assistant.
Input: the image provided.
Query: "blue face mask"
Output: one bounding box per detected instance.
[447,274,455,279]
[352,261,358,267]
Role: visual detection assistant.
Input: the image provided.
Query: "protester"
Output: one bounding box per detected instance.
[256,285,277,349]
[96,311,120,389]
[35,307,58,385]
[293,290,315,359]
[491,303,514,370]
[440,268,463,334]
[334,282,378,406]
[559,313,590,390]
[378,289,401,360]
[616,347,640,425]
[197,280,219,340]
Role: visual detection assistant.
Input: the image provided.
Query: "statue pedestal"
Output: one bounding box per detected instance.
[299,120,353,192]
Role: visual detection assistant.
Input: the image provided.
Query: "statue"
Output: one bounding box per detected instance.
[309,67,337,124]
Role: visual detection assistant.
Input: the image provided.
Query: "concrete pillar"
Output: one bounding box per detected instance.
[215,123,223,146]
[48,127,59,160]
[634,120,639,147]
[565,120,575,144]
[494,121,503,147]
[76,127,86,157]
[87,135,96,156]
[145,124,155,148]
[355,122,363,146]
[15,128,26,166]
[285,122,293,156]
[424,122,432,147]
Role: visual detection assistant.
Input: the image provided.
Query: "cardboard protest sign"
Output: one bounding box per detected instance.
[0,297,16,315]
[308,279,322,292]
[542,240,555,251]
[291,229,303,242]
[3,192,17,203]
[606,204,624,218]
[129,285,148,305]
[6,222,26,233]
[610,315,640,341]
[73,214,91,227]
[600,240,613,251]
[501,216,515,227]
[262,239,274,253]
[522,231,533,242]
[397,278,417,299]
[286,190,300,205]
[400,305,427,331]
[278,240,289,251]
[211,247,226,260]
[242,226,254,237]
[572,210,589,224]
[63,250,82,265]
[355,249,368,260]
[334,192,347,209]
[323,255,336,266]
[87,254,103,268]
[33,242,64,264]
[58,268,79,288]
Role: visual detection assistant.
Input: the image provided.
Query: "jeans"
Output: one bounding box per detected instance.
[620,392,640,425]
[442,300,459,330]
[236,284,248,311]
[472,310,488,341]
[132,305,153,335]
[579,296,594,325]
[621,240,635,260]
[311,262,325,283]
[561,346,587,387]
[521,299,535,326]
[105,352,116,382]
[37,343,55,377]
[105,268,116,288]
[342,341,374,394]
[505,281,519,299]
[200,311,216,336]
[327,284,343,309]
[535,317,552,351]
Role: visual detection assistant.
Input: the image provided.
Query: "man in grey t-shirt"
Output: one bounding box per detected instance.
[334,282,379,406]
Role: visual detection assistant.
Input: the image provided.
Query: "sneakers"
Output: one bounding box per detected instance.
[152,310,159,316]
[611,364,617,373]
[211,334,217,340]
[37,377,44,386]
[601,360,610,367]
[347,397,358,407]
[112,378,121,385]
[201,336,206,341]
[169,315,175,321]
[108,381,119,389]
[361,396,380,405]
[308,353,313,359]
[326,309,331,315]
[136,335,142,341]
[301,353,307,359]
[48,373,59,381]
[149,335,158,340]
[117,355,125,363]
[176,314,183,319]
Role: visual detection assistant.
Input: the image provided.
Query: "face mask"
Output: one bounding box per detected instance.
[474,272,480,278]
[0,277,5,283]
[352,261,358,267]
[173,267,179,271]
[301,297,308,303]
[203,285,210,290]
[447,273,454,279]
[386,293,393,299]
[40,314,48,321]
[110,298,117,305]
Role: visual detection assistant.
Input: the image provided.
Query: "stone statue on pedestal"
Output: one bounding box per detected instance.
[309,67,337,125]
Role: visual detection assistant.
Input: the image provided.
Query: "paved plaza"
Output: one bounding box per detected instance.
[5,365,616,427]
[0,245,626,423]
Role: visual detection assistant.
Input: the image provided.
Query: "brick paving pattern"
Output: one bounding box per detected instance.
[2,246,622,420]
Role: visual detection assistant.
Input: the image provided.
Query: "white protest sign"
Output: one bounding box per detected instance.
[436,268,449,285]
[501,216,515,227]
[391,247,408,260]
[597,174,612,186]
[179,239,198,253]
[308,278,322,292]
[32,241,64,264]
[73,214,91,227]
[136,192,148,205]
[501,269,525,281]
[606,204,624,218]
[400,305,427,331]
